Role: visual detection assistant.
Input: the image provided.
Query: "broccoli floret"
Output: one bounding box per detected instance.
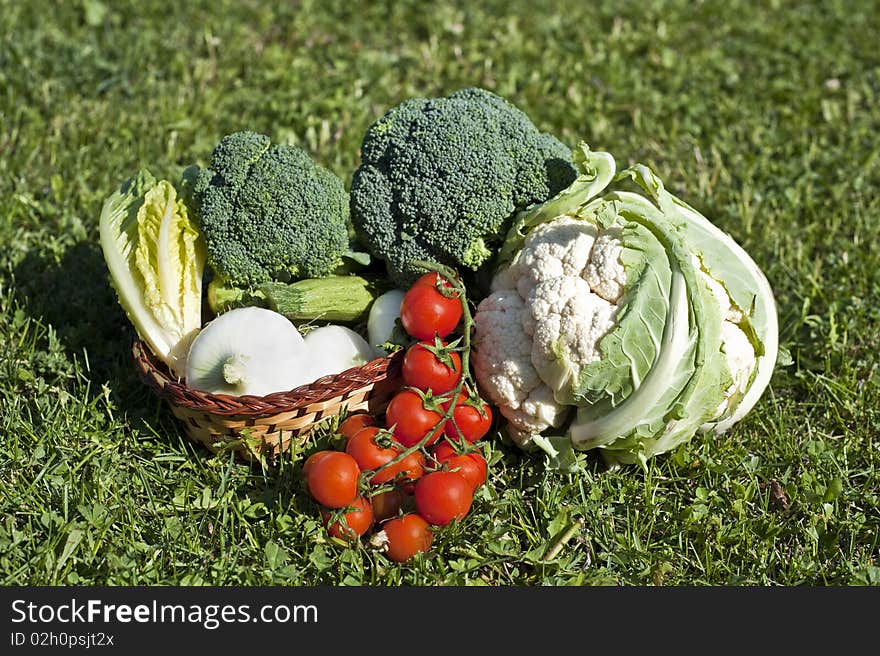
[186,131,351,288]
[350,87,577,287]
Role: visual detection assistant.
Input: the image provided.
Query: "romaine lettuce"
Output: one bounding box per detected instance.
[99,170,206,378]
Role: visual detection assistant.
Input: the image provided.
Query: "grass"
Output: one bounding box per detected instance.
[1,0,878,586]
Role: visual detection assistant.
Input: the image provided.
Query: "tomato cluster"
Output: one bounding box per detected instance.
[301,272,494,562]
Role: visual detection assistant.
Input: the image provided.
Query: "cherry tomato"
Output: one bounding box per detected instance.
[345,426,400,473]
[411,272,455,290]
[400,279,462,340]
[370,489,404,522]
[431,441,487,491]
[372,448,426,486]
[301,450,335,482]
[321,495,374,541]
[414,471,473,526]
[443,392,493,443]
[402,340,462,394]
[385,389,444,448]
[382,513,433,562]
[306,451,360,509]
[431,440,458,462]
[339,413,375,441]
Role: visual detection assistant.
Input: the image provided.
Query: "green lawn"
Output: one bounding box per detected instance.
[1,0,878,586]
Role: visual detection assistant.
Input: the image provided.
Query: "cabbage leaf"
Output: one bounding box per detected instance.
[489,144,778,467]
[99,170,206,378]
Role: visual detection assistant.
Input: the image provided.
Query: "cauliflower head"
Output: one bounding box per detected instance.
[473,145,778,466]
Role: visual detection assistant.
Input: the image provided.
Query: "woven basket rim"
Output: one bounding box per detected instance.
[132,339,403,417]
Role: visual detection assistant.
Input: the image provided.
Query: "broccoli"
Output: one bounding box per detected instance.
[184,131,351,288]
[350,87,578,287]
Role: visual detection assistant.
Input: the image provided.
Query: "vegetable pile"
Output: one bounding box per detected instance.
[100,132,385,398]
[98,85,778,562]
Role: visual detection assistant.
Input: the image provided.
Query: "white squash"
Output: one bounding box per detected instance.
[302,325,376,381]
[185,307,309,396]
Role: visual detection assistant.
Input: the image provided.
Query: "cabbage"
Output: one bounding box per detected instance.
[491,145,778,467]
[99,170,207,378]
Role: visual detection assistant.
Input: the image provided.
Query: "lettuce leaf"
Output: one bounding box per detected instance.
[99,170,206,378]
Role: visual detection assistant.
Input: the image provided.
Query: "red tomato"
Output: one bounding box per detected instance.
[414,471,473,526]
[411,272,454,289]
[402,340,462,394]
[382,513,433,562]
[306,451,361,508]
[338,413,375,441]
[345,426,400,473]
[400,280,462,340]
[443,392,493,443]
[301,450,335,482]
[321,495,374,541]
[385,389,444,448]
[372,449,426,486]
[431,440,458,462]
[370,489,404,522]
[431,441,487,491]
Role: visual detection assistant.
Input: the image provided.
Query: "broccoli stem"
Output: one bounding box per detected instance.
[207,275,386,324]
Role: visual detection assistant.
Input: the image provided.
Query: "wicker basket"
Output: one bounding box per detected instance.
[132,340,404,463]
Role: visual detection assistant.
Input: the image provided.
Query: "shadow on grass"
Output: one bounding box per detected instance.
[12,240,297,492]
[12,241,180,431]
[15,242,129,371]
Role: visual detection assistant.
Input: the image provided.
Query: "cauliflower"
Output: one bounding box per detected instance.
[474,216,621,445]
[692,256,757,421]
[473,144,779,466]
[471,290,569,448]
